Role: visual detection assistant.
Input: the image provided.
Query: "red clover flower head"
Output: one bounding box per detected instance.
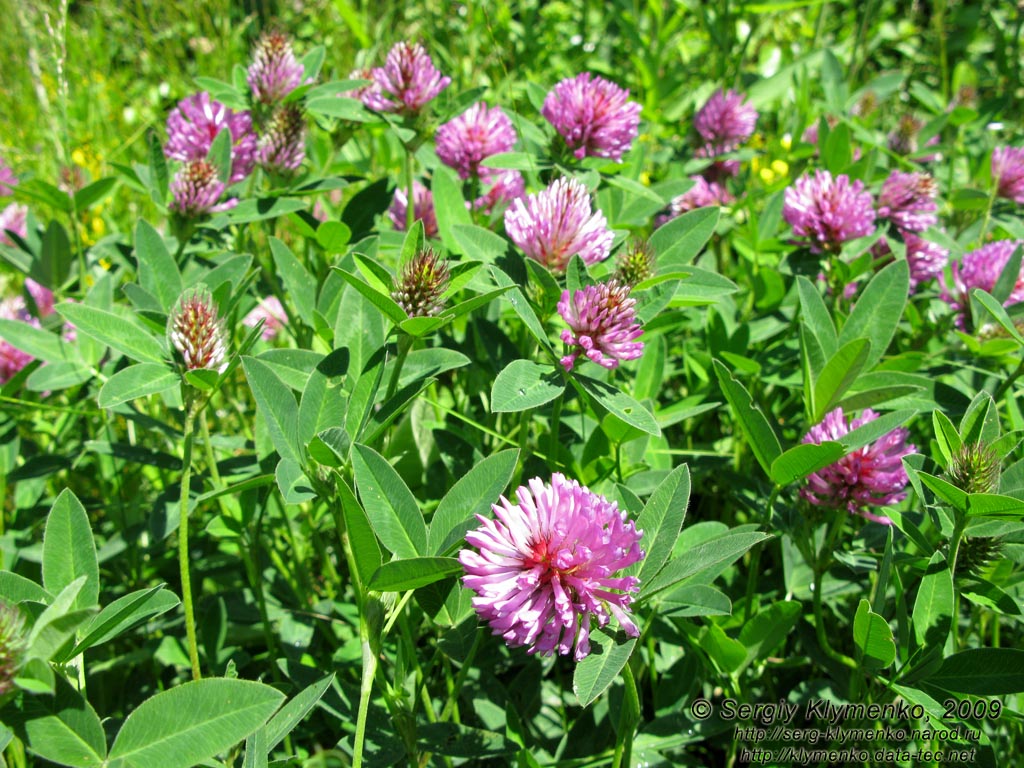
[169,160,236,217]
[656,176,733,227]
[472,170,525,214]
[694,89,758,152]
[168,285,228,373]
[389,181,438,238]
[903,232,949,291]
[25,278,54,317]
[0,297,37,384]
[436,102,518,181]
[541,73,641,162]
[783,170,876,253]
[0,203,27,247]
[459,473,645,661]
[0,157,17,196]
[558,281,644,371]
[942,240,1024,329]
[992,146,1024,204]
[801,408,916,524]
[367,42,451,115]
[256,105,306,174]
[504,177,613,273]
[877,170,938,232]
[165,92,257,184]
[247,30,309,105]
[243,296,288,341]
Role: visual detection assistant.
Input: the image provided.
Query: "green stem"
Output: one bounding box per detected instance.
[385,334,414,402]
[352,624,378,768]
[992,356,1024,403]
[438,630,483,722]
[548,393,563,472]
[946,513,968,652]
[178,398,202,681]
[810,513,857,671]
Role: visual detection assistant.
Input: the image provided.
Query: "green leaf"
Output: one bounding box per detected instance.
[305,96,376,122]
[837,259,909,371]
[660,584,732,616]
[925,649,1024,694]
[69,587,178,656]
[812,338,871,421]
[275,458,317,505]
[853,598,896,669]
[148,132,169,205]
[573,627,637,706]
[106,679,285,768]
[650,207,719,269]
[738,601,802,665]
[352,443,426,559]
[0,319,71,364]
[297,367,345,449]
[971,289,1024,347]
[0,572,52,604]
[641,531,772,600]
[797,276,838,357]
[911,553,953,648]
[838,409,916,451]
[450,224,509,262]
[15,676,106,768]
[432,166,473,253]
[206,124,234,184]
[226,198,307,224]
[27,578,96,663]
[429,449,519,555]
[917,471,967,512]
[991,244,1023,304]
[241,357,302,465]
[966,493,1024,518]
[332,267,408,325]
[700,623,747,674]
[315,221,351,253]
[264,674,336,752]
[770,441,844,486]
[42,490,99,610]
[712,359,782,477]
[135,219,183,313]
[491,360,565,412]
[479,152,537,171]
[960,578,1022,616]
[57,303,166,364]
[336,476,381,592]
[368,557,463,591]
[39,220,73,290]
[932,410,962,468]
[73,177,118,212]
[269,238,316,326]
[489,266,555,354]
[634,464,690,586]
[98,363,179,408]
[575,373,661,436]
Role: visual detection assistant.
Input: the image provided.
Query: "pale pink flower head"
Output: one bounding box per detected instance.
[243,296,287,340]
[801,407,916,524]
[169,160,237,217]
[168,284,228,372]
[783,170,876,253]
[541,73,641,162]
[367,42,451,115]
[256,105,306,174]
[0,203,28,246]
[165,92,257,184]
[473,170,525,214]
[992,146,1024,204]
[558,281,644,371]
[694,89,758,152]
[504,177,613,273]
[247,30,309,105]
[0,297,37,384]
[436,102,518,181]
[459,472,645,661]
[941,239,1024,329]
[389,181,438,238]
[877,171,938,233]
[656,176,733,227]
[0,157,16,196]
[341,67,385,110]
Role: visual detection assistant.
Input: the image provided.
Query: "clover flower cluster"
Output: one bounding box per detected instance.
[542,73,641,162]
[941,240,1024,329]
[783,169,876,253]
[460,473,644,661]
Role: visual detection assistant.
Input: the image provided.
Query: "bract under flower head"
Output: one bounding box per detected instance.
[459,473,644,661]
[367,42,451,114]
[165,92,257,184]
[783,169,876,253]
[992,146,1024,204]
[941,239,1024,329]
[558,281,644,371]
[436,102,518,181]
[541,73,641,162]
[801,408,916,524]
[504,177,613,273]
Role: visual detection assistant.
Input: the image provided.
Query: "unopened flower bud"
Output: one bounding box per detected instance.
[391,248,450,318]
